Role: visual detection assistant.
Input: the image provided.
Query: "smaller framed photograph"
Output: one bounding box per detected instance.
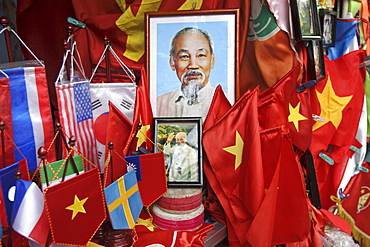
[290,0,322,41]
[319,9,337,46]
[153,117,203,187]
[307,40,326,81]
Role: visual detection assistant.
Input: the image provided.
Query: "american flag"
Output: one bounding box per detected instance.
[56,81,98,168]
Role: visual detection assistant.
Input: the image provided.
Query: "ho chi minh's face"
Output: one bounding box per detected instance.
[170,32,215,87]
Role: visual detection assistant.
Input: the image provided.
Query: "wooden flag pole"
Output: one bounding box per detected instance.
[108,141,114,183]
[0,16,13,63]
[301,149,322,209]
[104,36,112,83]
[0,120,6,168]
[38,146,49,188]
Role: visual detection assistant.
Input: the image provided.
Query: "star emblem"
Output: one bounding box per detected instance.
[223,130,244,170]
[312,75,352,131]
[66,195,88,220]
[136,217,155,231]
[288,102,307,131]
[136,116,150,149]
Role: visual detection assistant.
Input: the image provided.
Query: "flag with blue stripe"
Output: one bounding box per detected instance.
[1,66,55,171]
[104,169,143,229]
[0,162,19,226]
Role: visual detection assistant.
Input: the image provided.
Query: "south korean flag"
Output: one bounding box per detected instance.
[90,82,136,171]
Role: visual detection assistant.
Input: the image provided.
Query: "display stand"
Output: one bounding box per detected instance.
[203,221,228,246]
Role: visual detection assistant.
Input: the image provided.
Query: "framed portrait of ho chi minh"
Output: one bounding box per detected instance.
[153,117,203,187]
[146,9,239,120]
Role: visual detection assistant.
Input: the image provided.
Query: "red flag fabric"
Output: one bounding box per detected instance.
[104,101,133,187]
[338,162,370,245]
[133,212,214,247]
[258,66,312,152]
[0,76,15,166]
[71,0,226,79]
[203,85,231,131]
[136,152,167,207]
[203,87,265,246]
[256,68,311,245]
[203,85,231,225]
[310,50,366,209]
[124,67,153,156]
[44,167,106,246]
[246,126,310,246]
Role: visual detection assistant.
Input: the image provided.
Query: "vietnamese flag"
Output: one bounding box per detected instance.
[124,67,153,156]
[44,167,106,246]
[310,50,366,209]
[203,87,265,245]
[203,84,231,226]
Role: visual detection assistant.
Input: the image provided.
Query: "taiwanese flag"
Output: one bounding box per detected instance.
[310,50,366,209]
[104,101,132,187]
[0,76,15,166]
[338,162,370,245]
[125,152,167,207]
[124,67,153,156]
[44,167,106,246]
[203,87,265,245]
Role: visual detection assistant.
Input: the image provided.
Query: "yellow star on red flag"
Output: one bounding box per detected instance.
[66,195,88,220]
[223,130,244,170]
[313,75,352,131]
[288,102,307,131]
[136,116,150,150]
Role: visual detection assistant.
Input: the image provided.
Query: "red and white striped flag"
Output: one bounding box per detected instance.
[56,81,98,168]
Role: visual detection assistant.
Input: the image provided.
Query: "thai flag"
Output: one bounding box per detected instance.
[12,179,49,246]
[56,81,98,168]
[3,66,56,171]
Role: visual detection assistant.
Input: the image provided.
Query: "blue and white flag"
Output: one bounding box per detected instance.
[12,179,49,246]
[104,169,143,229]
[327,18,359,60]
[1,66,56,171]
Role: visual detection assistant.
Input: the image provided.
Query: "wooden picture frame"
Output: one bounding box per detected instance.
[319,9,337,46]
[153,117,203,187]
[307,40,326,81]
[146,9,239,119]
[290,0,322,41]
